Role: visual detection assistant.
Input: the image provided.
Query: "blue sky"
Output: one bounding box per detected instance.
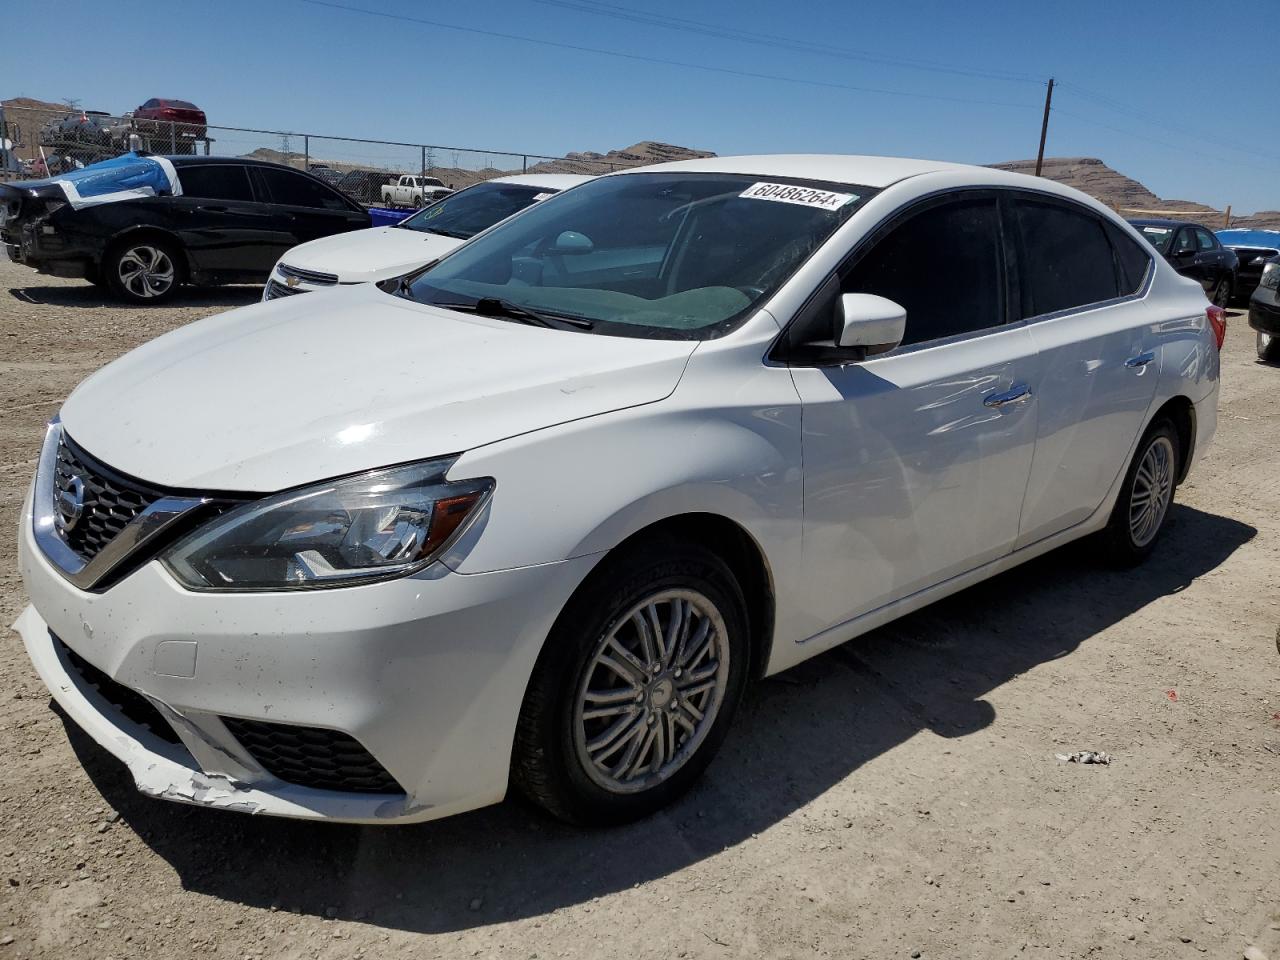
[5,0,1276,212]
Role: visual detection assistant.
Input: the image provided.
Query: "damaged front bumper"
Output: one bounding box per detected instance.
[15,489,598,824]
[15,607,426,821]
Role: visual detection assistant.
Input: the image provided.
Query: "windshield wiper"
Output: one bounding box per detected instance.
[434,297,595,330]
[421,227,470,239]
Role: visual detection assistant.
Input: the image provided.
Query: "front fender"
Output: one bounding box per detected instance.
[450,402,802,576]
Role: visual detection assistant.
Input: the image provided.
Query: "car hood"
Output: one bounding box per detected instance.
[279,226,462,283]
[60,284,697,492]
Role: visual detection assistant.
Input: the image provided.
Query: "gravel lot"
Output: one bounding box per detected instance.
[1,259,1277,960]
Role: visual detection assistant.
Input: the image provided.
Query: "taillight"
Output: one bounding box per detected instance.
[1207,305,1227,350]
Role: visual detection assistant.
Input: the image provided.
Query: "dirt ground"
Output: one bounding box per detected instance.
[0,259,1277,960]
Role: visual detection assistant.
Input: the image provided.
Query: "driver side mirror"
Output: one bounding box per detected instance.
[837,293,906,356]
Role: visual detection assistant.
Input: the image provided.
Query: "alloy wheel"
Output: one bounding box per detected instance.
[116,245,175,299]
[573,588,730,795]
[1212,280,1230,308]
[1129,435,1175,548]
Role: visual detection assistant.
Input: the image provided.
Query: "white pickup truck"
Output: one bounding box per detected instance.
[381,174,452,208]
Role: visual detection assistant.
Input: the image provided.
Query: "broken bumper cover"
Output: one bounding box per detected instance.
[15,496,598,824]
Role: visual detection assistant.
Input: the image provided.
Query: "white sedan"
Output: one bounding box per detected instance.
[15,154,1221,826]
[261,173,592,300]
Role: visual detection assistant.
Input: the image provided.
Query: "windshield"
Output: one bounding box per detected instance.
[398,181,554,240]
[399,172,874,338]
[1134,224,1173,253]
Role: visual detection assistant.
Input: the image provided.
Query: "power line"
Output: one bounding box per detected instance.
[529,0,1044,86]
[294,0,1040,111]
[1052,106,1277,176]
[1056,80,1280,166]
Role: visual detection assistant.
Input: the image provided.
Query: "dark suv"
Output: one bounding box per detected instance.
[1128,219,1237,307]
[0,156,369,303]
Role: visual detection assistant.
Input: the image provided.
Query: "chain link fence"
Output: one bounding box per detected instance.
[0,105,635,204]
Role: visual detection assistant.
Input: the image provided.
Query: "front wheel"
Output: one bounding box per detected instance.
[512,539,750,825]
[1101,419,1180,565]
[104,238,182,304]
[1258,330,1280,363]
[412,194,424,208]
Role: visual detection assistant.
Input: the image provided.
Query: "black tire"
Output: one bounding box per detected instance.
[1211,278,1232,309]
[1101,419,1181,566]
[512,537,750,826]
[104,237,183,305]
[1257,330,1280,363]
[412,194,423,208]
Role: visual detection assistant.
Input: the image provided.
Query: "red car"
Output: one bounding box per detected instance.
[133,98,207,141]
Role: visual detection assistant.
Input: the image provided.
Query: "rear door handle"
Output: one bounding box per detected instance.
[1125,351,1156,368]
[983,383,1033,408]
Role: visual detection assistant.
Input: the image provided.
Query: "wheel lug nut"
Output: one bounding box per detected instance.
[647,713,656,725]
[674,668,682,678]
[635,692,644,703]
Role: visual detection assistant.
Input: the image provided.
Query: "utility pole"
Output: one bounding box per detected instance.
[1035,78,1055,178]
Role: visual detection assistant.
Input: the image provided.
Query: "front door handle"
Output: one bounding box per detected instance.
[1125,350,1156,368]
[983,383,1033,408]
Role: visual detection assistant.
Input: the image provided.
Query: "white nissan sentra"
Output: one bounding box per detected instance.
[261,173,592,300]
[15,155,1221,826]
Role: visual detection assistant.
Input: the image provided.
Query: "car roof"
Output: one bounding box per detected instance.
[1128,218,1204,229]
[163,156,318,174]
[488,174,594,190]
[611,153,1016,189]
[610,154,1166,214]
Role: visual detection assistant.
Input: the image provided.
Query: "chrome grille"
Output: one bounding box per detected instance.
[264,278,305,300]
[55,435,166,562]
[277,262,339,286]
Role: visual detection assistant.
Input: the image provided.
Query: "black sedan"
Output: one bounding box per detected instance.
[1129,218,1237,307]
[1248,254,1280,362]
[0,156,369,303]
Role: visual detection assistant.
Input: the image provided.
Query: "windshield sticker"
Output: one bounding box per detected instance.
[1141,226,1171,236]
[533,192,554,201]
[739,182,857,210]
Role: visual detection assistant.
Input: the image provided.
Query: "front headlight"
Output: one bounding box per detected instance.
[1261,262,1280,291]
[162,458,493,591]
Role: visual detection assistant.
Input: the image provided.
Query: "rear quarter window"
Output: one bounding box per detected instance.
[1105,221,1153,295]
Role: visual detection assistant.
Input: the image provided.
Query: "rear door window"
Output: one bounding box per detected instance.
[258,168,353,211]
[1013,198,1120,317]
[843,196,1005,346]
[178,165,254,202]
[1104,222,1153,295]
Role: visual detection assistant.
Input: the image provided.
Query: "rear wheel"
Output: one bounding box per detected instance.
[1211,278,1232,308]
[1258,330,1280,363]
[105,238,182,304]
[1102,419,1180,565]
[512,539,750,825]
